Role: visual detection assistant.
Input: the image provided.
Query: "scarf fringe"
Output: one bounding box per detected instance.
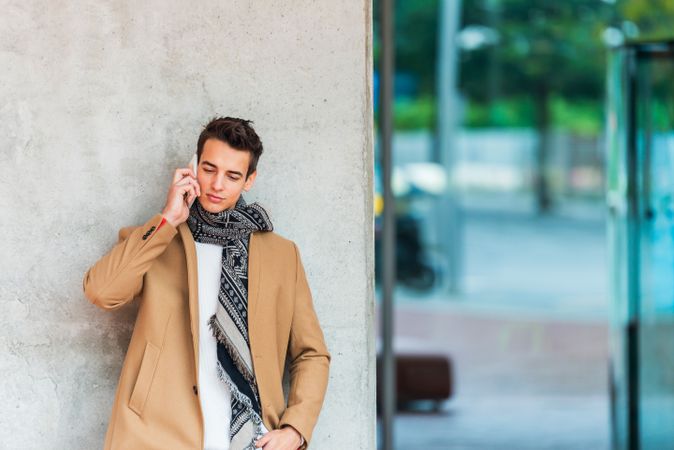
[207,314,260,399]
[215,360,265,449]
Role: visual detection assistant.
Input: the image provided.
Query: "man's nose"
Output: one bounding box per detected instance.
[212,174,224,190]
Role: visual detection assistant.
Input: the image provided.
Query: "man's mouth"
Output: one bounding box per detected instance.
[207,194,223,203]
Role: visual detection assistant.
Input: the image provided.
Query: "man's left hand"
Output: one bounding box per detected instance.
[254,426,303,449]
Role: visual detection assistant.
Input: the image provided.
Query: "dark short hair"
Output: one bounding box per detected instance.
[196,116,264,178]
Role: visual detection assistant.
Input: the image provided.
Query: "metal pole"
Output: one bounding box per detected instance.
[435,0,463,294]
[380,0,396,448]
[625,46,640,450]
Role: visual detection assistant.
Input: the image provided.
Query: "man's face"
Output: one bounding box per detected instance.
[196,138,257,213]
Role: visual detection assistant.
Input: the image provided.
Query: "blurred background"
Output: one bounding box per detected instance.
[373,1,674,449]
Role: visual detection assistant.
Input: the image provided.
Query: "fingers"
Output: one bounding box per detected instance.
[175,177,201,197]
[173,180,198,209]
[255,431,272,448]
[184,184,197,206]
[188,183,200,203]
[172,167,197,183]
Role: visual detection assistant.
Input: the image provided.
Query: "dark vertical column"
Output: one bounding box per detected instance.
[625,46,640,450]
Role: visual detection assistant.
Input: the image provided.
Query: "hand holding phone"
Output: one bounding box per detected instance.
[160,153,201,227]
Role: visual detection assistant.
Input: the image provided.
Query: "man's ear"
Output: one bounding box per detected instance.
[244,170,257,191]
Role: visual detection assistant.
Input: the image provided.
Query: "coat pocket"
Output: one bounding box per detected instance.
[128,341,161,416]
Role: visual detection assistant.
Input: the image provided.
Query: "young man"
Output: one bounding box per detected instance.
[83,117,330,450]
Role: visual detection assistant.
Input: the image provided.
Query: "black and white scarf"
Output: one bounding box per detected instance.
[187,194,274,450]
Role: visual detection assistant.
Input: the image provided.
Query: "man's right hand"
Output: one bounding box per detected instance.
[161,167,201,227]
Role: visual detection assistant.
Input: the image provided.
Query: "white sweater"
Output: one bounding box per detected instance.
[195,242,232,450]
[195,241,269,450]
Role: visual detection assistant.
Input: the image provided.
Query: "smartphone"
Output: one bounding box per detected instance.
[187,153,199,207]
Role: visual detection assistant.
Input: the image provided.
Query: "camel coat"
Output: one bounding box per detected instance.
[82,212,330,449]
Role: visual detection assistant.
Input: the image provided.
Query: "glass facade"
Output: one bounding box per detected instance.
[608,41,674,449]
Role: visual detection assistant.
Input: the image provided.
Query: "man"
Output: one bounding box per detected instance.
[83,117,330,450]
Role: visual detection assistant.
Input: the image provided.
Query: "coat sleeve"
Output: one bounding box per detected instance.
[82,213,177,310]
[278,242,331,449]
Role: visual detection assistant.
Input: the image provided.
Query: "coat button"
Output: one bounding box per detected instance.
[193,385,198,395]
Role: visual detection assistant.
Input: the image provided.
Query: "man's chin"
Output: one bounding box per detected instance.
[197,196,234,213]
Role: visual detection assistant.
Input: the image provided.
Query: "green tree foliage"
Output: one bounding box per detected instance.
[459,0,615,128]
[374,0,674,211]
[375,0,674,132]
[620,0,674,41]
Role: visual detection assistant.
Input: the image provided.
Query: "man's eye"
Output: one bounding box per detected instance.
[204,169,214,173]
[230,177,240,181]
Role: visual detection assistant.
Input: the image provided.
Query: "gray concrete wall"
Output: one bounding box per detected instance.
[0,2,374,448]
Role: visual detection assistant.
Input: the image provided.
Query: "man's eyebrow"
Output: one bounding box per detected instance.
[201,160,243,177]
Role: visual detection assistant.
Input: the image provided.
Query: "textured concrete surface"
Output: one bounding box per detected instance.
[0,2,374,449]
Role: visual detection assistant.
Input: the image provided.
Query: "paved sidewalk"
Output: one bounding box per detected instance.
[375,201,611,448]
[376,304,610,449]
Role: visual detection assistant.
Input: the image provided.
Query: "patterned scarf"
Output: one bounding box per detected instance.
[186,194,273,450]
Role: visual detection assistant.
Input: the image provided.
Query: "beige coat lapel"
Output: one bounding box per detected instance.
[178,223,200,373]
